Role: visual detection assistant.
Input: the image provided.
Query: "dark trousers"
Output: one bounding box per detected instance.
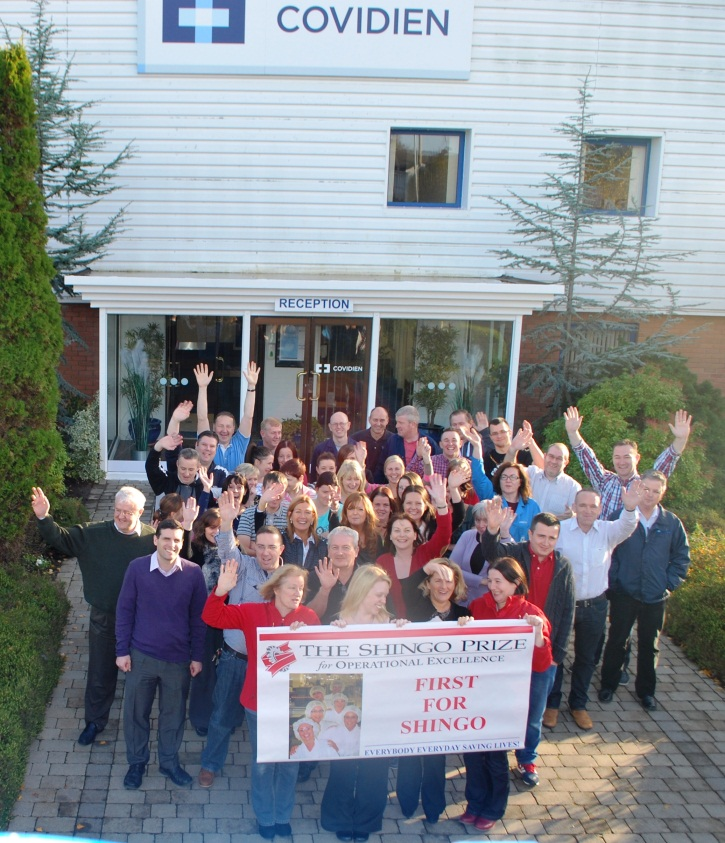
[188,625,222,731]
[321,758,390,834]
[86,607,119,730]
[548,594,608,710]
[463,750,509,821]
[123,649,191,768]
[396,754,447,821]
[600,592,667,698]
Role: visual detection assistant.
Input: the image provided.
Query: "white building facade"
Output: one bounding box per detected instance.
[3,0,724,476]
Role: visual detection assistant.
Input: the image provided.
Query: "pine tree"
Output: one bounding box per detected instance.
[492,79,689,417]
[0,41,66,550]
[15,0,133,293]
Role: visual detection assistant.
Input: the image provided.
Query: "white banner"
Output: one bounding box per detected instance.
[256,620,534,762]
[138,0,475,78]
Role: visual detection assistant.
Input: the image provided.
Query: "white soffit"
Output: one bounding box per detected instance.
[65,275,563,318]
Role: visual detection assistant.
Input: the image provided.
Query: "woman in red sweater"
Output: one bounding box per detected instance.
[459,556,553,832]
[376,474,452,616]
[202,562,319,840]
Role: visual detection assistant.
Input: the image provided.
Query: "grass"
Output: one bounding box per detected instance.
[0,563,69,829]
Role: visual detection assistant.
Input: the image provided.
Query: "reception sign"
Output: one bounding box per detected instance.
[256,620,534,762]
[139,0,475,78]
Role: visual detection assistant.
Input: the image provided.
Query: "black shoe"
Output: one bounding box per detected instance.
[297,763,313,782]
[258,824,276,839]
[425,814,439,824]
[639,695,657,711]
[598,688,614,703]
[353,834,369,842]
[195,726,208,737]
[78,722,102,746]
[159,764,192,787]
[336,833,353,841]
[275,824,292,837]
[123,763,146,790]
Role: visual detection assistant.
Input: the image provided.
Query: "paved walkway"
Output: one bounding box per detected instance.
[9,482,725,842]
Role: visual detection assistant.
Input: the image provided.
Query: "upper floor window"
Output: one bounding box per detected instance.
[583,137,652,215]
[388,130,465,207]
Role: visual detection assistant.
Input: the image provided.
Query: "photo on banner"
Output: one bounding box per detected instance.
[257,620,535,763]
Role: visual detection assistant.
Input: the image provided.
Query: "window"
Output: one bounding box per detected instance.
[583,137,651,215]
[388,130,465,207]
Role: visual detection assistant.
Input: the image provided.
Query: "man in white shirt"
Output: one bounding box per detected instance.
[527,443,582,520]
[544,481,642,730]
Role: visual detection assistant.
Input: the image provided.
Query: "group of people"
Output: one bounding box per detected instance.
[30,357,693,839]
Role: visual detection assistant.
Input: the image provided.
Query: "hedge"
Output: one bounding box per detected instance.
[0,565,69,829]
[666,529,725,684]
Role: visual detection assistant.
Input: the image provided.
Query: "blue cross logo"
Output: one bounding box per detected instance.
[163,0,245,44]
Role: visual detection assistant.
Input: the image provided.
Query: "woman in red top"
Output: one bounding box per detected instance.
[376,474,452,616]
[459,556,552,832]
[202,562,319,840]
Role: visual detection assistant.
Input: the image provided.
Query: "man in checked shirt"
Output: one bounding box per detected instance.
[563,407,692,519]
[563,406,691,687]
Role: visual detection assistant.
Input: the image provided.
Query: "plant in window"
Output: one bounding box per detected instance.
[120,323,165,453]
[491,78,691,418]
[412,323,459,426]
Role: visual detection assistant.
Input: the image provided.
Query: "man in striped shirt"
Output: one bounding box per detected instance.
[563,407,692,519]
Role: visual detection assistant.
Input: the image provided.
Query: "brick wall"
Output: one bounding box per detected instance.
[60,301,99,398]
[516,313,725,429]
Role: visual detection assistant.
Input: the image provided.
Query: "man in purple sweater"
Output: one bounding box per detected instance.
[115,520,207,790]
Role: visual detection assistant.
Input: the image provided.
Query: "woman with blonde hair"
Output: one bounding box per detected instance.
[337,459,367,504]
[202,562,319,839]
[320,565,404,841]
[340,492,384,566]
[382,455,405,497]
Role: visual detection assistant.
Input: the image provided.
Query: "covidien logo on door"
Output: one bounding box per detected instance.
[139,0,474,78]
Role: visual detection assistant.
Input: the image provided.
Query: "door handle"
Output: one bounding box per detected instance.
[309,371,320,401]
[296,371,307,401]
[215,356,224,383]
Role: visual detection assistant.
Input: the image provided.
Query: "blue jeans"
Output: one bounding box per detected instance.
[245,708,299,826]
[548,595,608,710]
[515,664,556,766]
[200,648,247,772]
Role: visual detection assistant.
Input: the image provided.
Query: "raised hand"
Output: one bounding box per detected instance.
[218,490,240,526]
[260,481,286,507]
[216,559,240,596]
[423,560,454,583]
[499,506,516,539]
[622,478,643,511]
[475,411,489,431]
[669,409,692,445]
[353,440,368,467]
[416,437,432,461]
[563,406,583,436]
[194,363,214,388]
[171,400,194,421]
[448,464,471,490]
[198,466,213,494]
[314,557,340,591]
[428,474,448,509]
[181,497,199,531]
[155,432,184,453]
[485,496,506,534]
[511,425,533,451]
[243,361,260,388]
[31,487,51,519]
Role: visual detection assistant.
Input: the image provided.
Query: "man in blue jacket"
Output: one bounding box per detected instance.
[598,469,690,712]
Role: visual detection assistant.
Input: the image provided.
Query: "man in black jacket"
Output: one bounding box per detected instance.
[145,433,206,503]
[478,500,575,787]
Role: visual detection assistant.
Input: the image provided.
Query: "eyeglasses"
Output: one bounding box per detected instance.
[114,508,139,518]
[500,474,520,482]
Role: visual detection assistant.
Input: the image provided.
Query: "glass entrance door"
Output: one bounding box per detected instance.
[252,317,371,464]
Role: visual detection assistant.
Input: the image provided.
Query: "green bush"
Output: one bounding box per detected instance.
[0,564,69,828]
[50,496,90,528]
[66,394,105,484]
[666,529,725,684]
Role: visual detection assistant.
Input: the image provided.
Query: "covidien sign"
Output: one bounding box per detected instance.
[139,0,474,78]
